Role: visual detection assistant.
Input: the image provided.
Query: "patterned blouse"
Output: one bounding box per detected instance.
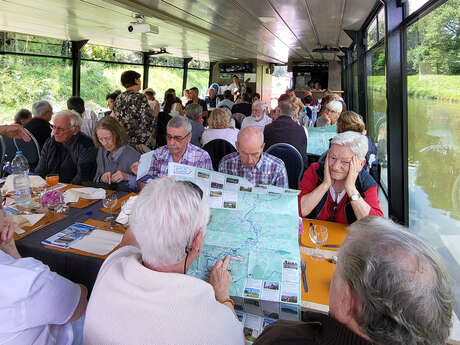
[114,91,157,148]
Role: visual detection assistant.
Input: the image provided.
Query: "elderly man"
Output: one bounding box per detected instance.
[134,116,212,179]
[254,216,454,345]
[316,100,342,127]
[241,100,272,131]
[219,127,288,188]
[298,131,382,224]
[185,103,204,147]
[35,110,97,184]
[25,100,53,149]
[263,100,308,167]
[84,178,244,345]
[0,204,87,345]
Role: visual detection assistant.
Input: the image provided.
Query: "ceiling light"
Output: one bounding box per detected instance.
[258,16,277,23]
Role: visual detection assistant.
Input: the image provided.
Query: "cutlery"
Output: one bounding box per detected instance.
[301,259,309,292]
[323,244,340,248]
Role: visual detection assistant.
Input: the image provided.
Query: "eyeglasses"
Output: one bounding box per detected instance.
[166,132,190,142]
[328,201,338,222]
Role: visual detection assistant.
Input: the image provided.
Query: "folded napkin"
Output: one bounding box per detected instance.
[115,195,137,225]
[63,187,106,204]
[12,213,45,234]
[1,175,46,194]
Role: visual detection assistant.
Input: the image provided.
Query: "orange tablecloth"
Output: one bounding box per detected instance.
[300,219,348,308]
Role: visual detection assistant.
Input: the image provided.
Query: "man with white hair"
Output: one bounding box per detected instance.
[219,127,288,188]
[35,110,97,184]
[298,131,382,224]
[25,100,53,149]
[315,100,342,127]
[83,178,244,345]
[133,115,212,179]
[254,216,454,345]
[240,100,272,131]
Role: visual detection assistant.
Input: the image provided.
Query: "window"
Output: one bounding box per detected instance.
[407,0,430,16]
[366,18,378,49]
[1,32,71,57]
[366,45,387,191]
[80,62,144,113]
[377,8,385,40]
[186,70,210,99]
[82,44,143,64]
[148,67,183,103]
[406,0,460,307]
[352,62,359,112]
[0,55,72,123]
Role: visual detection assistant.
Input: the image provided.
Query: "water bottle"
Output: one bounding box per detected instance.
[11,151,31,207]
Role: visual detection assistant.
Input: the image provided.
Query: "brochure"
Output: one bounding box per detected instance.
[41,222,96,249]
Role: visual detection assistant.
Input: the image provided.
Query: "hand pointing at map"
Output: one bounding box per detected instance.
[210,255,232,302]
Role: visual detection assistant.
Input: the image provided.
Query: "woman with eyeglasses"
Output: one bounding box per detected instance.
[298,131,383,224]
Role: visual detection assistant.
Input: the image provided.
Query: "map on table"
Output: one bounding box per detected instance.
[169,163,301,341]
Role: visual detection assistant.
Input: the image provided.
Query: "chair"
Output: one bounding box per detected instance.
[266,143,304,190]
[13,128,41,170]
[203,139,236,171]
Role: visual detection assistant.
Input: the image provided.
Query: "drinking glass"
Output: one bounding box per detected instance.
[103,193,118,225]
[308,224,328,261]
[46,174,59,187]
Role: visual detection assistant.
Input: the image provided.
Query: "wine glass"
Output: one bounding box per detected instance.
[103,193,118,226]
[308,224,328,261]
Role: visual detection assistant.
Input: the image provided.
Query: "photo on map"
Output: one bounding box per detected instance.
[226,177,239,184]
[282,260,298,270]
[223,201,236,209]
[210,190,223,197]
[211,182,224,189]
[236,310,246,323]
[263,281,279,290]
[244,287,261,299]
[197,171,210,179]
[263,318,276,330]
[261,300,279,319]
[262,280,281,302]
[240,186,252,192]
[280,293,298,304]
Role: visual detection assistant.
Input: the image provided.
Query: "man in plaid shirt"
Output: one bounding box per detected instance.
[218,127,288,188]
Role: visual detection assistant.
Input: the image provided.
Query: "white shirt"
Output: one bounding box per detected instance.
[241,115,272,131]
[80,109,98,138]
[0,250,81,345]
[201,128,239,148]
[83,246,244,345]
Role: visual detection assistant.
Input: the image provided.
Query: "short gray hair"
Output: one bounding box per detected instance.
[338,216,453,345]
[330,131,368,161]
[32,100,51,117]
[167,115,192,134]
[278,101,295,118]
[53,110,82,128]
[129,177,210,267]
[185,104,203,121]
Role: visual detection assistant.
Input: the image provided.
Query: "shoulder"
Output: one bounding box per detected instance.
[220,151,240,163]
[123,145,141,159]
[358,169,378,190]
[262,152,285,168]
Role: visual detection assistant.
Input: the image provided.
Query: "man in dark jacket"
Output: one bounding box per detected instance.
[25,100,53,150]
[263,99,308,167]
[35,110,97,184]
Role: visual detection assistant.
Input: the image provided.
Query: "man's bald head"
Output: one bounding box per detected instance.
[236,127,265,169]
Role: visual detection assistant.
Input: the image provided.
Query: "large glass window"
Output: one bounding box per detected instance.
[366,45,387,191]
[80,62,143,113]
[1,32,71,57]
[0,55,72,123]
[406,0,460,314]
[186,70,210,99]
[352,62,359,112]
[148,67,183,103]
[407,0,430,16]
[366,18,378,49]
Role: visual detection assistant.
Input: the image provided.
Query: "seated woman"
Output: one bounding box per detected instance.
[201,108,239,148]
[83,178,244,345]
[93,116,140,192]
[298,131,383,224]
[315,100,342,127]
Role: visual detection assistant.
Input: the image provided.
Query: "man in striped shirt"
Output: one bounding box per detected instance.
[218,127,288,188]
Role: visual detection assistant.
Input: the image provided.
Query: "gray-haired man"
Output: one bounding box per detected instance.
[185,103,204,147]
[254,216,454,345]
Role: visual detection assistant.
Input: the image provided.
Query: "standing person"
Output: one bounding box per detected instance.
[67,96,98,138]
[105,90,121,117]
[25,100,53,150]
[14,109,32,126]
[143,88,160,117]
[113,70,156,149]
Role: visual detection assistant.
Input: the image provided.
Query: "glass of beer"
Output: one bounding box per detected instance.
[46,174,59,187]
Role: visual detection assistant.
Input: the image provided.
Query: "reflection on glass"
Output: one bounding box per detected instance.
[367,18,378,49]
[148,67,184,103]
[0,55,72,122]
[377,8,385,40]
[407,0,430,15]
[186,70,211,99]
[406,0,460,316]
[82,44,143,64]
[366,45,387,191]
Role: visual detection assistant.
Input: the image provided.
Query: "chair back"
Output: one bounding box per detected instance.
[266,143,304,189]
[231,113,246,130]
[13,128,41,170]
[203,139,236,171]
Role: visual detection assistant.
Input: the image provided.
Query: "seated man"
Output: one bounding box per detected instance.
[241,100,272,131]
[298,131,382,224]
[219,127,288,188]
[135,115,212,179]
[185,103,204,147]
[35,110,97,184]
[263,100,308,167]
[83,178,244,345]
[254,216,454,345]
[25,100,53,149]
[0,209,87,345]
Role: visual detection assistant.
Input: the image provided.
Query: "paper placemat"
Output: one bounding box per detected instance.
[13,212,67,240]
[301,219,348,250]
[300,252,335,307]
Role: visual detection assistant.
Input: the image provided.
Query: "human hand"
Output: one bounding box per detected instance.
[111,170,129,183]
[3,124,31,142]
[322,153,332,188]
[101,172,112,184]
[130,161,139,175]
[209,255,232,301]
[0,212,20,258]
[345,155,361,193]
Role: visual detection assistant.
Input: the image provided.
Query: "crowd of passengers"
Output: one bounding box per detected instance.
[0,70,454,345]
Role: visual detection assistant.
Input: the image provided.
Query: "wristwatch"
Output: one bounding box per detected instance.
[350,193,360,201]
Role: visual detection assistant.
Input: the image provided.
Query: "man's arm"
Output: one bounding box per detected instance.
[68,284,88,322]
[34,139,50,178]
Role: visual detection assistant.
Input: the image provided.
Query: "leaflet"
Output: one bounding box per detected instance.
[280,282,299,304]
[41,222,96,249]
[261,281,281,302]
[281,259,299,283]
[244,314,263,343]
[136,150,155,181]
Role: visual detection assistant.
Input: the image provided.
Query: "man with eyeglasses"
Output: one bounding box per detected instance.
[35,110,97,184]
[298,131,382,224]
[132,115,212,180]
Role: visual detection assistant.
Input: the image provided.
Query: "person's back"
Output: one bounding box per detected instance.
[25,100,53,150]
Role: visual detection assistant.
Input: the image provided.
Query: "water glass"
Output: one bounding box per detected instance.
[308,224,328,261]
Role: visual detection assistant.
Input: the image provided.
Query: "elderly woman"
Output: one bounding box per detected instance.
[201,108,239,148]
[315,100,342,127]
[83,178,244,345]
[298,131,383,224]
[93,116,140,192]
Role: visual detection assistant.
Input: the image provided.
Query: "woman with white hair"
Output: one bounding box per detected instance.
[298,131,383,224]
[84,178,244,345]
[315,100,342,127]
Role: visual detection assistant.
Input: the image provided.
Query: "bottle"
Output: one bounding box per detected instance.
[11,151,31,207]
